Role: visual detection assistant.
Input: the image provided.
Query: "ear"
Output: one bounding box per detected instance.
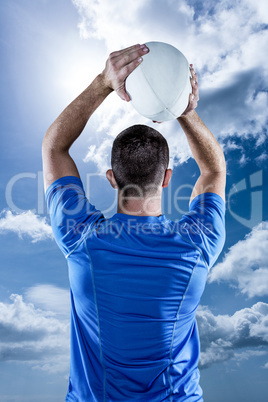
[162,169,172,188]
[106,169,118,189]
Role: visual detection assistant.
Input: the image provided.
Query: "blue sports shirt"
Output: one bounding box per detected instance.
[46,176,225,401]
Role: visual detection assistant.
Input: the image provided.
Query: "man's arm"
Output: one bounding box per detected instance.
[42,44,149,192]
[178,65,226,204]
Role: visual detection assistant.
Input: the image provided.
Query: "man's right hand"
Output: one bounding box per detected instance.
[181,64,199,116]
[101,44,149,102]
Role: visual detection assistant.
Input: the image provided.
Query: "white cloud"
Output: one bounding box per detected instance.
[223,140,243,152]
[0,210,53,243]
[71,0,268,172]
[0,286,70,374]
[1,286,267,373]
[197,302,268,368]
[245,0,268,21]
[25,285,70,317]
[72,0,149,47]
[256,152,268,166]
[233,349,267,363]
[83,138,113,174]
[208,221,268,298]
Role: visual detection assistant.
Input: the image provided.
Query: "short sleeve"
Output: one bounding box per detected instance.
[179,192,226,269]
[45,176,104,257]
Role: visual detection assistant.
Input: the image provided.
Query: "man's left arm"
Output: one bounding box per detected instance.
[42,44,149,191]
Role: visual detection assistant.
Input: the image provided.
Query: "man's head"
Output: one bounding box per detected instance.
[106,125,171,198]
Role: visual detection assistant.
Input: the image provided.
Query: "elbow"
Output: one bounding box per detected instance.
[42,132,55,157]
[42,131,50,151]
[212,148,226,173]
[42,129,68,155]
[200,153,226,175]
[219,151,226,172]
[42,132,51,156]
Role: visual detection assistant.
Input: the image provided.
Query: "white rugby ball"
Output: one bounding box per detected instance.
[126,41,191,121]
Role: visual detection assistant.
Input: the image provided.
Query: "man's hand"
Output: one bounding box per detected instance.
[181,64,199,116]
[101,44,149,102]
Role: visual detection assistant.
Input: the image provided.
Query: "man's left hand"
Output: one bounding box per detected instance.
[101,44,149,102]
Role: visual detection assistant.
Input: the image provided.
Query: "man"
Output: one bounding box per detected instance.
[43,44,226,401]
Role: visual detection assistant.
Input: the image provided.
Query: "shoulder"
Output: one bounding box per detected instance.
[178,192,226,268]
[45,175,104,257]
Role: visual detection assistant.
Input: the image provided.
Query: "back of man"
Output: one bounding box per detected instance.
[46,176,225,401]
[43,43,226,401]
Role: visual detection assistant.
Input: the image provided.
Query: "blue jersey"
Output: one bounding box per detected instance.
[46,176,225,402]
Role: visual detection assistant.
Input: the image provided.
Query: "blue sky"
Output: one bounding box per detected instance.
[0,0,268,401]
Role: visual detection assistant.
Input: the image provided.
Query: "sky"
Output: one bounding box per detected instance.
[0,0,267,401]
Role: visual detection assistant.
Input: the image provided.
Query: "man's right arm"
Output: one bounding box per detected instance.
[177,66,226,204]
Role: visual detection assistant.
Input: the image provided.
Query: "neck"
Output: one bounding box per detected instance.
[117,191,162,216]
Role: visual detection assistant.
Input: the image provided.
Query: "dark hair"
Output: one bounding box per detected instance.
[111,124,169,197]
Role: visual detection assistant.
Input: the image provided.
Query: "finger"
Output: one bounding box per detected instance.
[193,86,199,102]
[110,44,141,59]
[190,72,199,102]
[190,72,198,83]
[190,76,198,92]
[190,66,198,83]
[190,93,198,108]
[120,56,143,77]
[117,91,130,102]
[120,43,148,57]
[115,57,144,101]
[116,84,131,102]
[120,43,147,56]
[115,45,149,69]
[185,94,197,112]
